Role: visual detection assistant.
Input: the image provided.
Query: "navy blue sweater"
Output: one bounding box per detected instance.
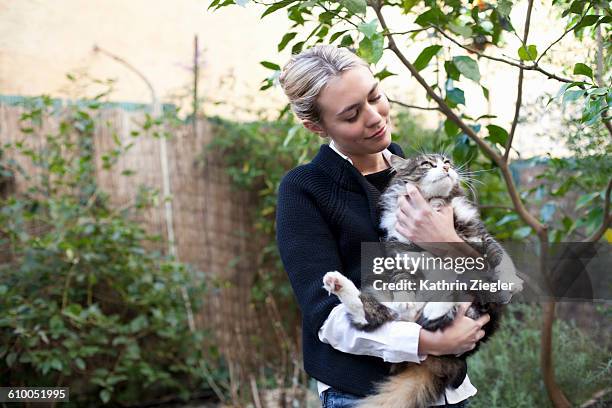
[276,142,405,396]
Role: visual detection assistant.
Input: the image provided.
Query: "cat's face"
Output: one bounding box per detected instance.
[389,153,459,198]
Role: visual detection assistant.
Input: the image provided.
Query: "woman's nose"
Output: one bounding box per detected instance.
[364,103,383,127]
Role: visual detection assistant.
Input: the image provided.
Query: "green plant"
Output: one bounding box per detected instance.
[0,93,220,406]
[469,303,612,408]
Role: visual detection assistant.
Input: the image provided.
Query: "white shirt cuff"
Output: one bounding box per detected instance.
[318,304,424,364]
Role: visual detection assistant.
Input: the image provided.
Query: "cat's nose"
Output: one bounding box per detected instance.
[442,163,450,172]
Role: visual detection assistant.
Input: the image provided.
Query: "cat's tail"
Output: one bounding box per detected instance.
[356,357,461,408]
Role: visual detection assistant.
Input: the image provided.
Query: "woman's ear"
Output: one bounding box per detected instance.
[302,120,326,138]
[389,154,408,169]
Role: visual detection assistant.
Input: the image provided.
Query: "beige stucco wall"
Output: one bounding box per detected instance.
[0,0,593,155]
[0,0,293,119]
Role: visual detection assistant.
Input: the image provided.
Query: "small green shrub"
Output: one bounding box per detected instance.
[0,95,220,406]
[469,303,611,408]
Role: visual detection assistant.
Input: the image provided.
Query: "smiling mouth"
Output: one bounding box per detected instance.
[367,125,387,139]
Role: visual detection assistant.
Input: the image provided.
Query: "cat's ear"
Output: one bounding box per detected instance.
[388,154,408,169]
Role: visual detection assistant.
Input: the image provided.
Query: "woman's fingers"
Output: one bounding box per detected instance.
[405,184,429,210]
[475,313,491,328]
[456,302,471,317]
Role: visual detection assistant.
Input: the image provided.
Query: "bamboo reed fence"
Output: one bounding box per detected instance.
[0,103,291,402]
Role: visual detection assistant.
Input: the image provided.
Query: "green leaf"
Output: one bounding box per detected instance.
[513,226,532,240]
[100,389,111,404]
[497,0,513,17]
[402,0,419,14]
[574,15,600,32]
[562,89,585,104]
[446,88,465,107]
[261,0,298,18]
[540,202,556,223]
[575,192,598,210]
[496,213,519,226]
[6,352,17,367]
[316,25,329,39]
[318,11,334,25]
[340,34,354,48]
[343,0,367,15]
[453,134,477,164]
[573,63,593,79]
[358,20,378,39]
[444,119,459,137]
[330,30,349,43]
[291,41,305,54]
[374,67,397,81]
[75,357,86,370]
[444,61,461,81]
[448,22,472,38]
[278,32,297,52]
[481,85,490,100]
[518,45,538,61]
[357,33,384,64]
[413,45,443,72]
[486,124,509,146]
[260,61,280,71]
[569,0,586,15]
[415,8,446,27]
[452,56,481,82]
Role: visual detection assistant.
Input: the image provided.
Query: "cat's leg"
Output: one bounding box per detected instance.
[323,271,368,326]
[323,271,395,330]
[416,302,460,331]
[485,238,524,297]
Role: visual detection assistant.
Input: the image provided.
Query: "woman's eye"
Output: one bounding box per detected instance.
[370,94,382,102]
[346,113,358,122]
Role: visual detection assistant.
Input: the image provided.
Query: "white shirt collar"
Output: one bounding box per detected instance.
[329,139,393,166]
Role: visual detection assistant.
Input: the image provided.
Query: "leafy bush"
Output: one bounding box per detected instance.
[0,96,219,406]
[469,303,611,408]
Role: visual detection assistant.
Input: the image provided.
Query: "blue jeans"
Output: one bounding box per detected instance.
[320,387,470,408]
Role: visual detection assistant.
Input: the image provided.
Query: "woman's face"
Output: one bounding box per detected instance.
[310,66,392,157]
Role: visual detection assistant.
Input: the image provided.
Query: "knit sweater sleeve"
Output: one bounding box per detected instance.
[276,169,342,337]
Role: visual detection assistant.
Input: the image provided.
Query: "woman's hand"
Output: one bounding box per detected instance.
[418,303,490,356]
[395,184,462,244]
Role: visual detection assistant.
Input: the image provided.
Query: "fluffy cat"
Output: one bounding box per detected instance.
[323,153,523,408]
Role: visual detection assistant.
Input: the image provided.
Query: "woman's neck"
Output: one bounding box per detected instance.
[351,152,389,175]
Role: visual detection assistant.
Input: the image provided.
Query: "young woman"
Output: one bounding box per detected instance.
[276,45,489,407]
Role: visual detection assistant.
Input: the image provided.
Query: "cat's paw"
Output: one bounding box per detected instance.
[417,302,458,331]
[323,271,348,295]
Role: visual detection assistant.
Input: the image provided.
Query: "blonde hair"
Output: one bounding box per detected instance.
[279,45,369,124]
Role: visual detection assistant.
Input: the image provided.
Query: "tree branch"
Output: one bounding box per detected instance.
[387,97,441,111]
[536,5,593,65]
[93,45,160,115]
[594,10,612,139]
[373,4,545,235]
[433,28,578,85]
[585,178,612,243]
[505,0,534,161]
[385,28,428,36]
[318,3,359,28]
[602,112,612,138]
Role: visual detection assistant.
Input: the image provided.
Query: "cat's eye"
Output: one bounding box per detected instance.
[420,161,433,168]
[444,160,451,165]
